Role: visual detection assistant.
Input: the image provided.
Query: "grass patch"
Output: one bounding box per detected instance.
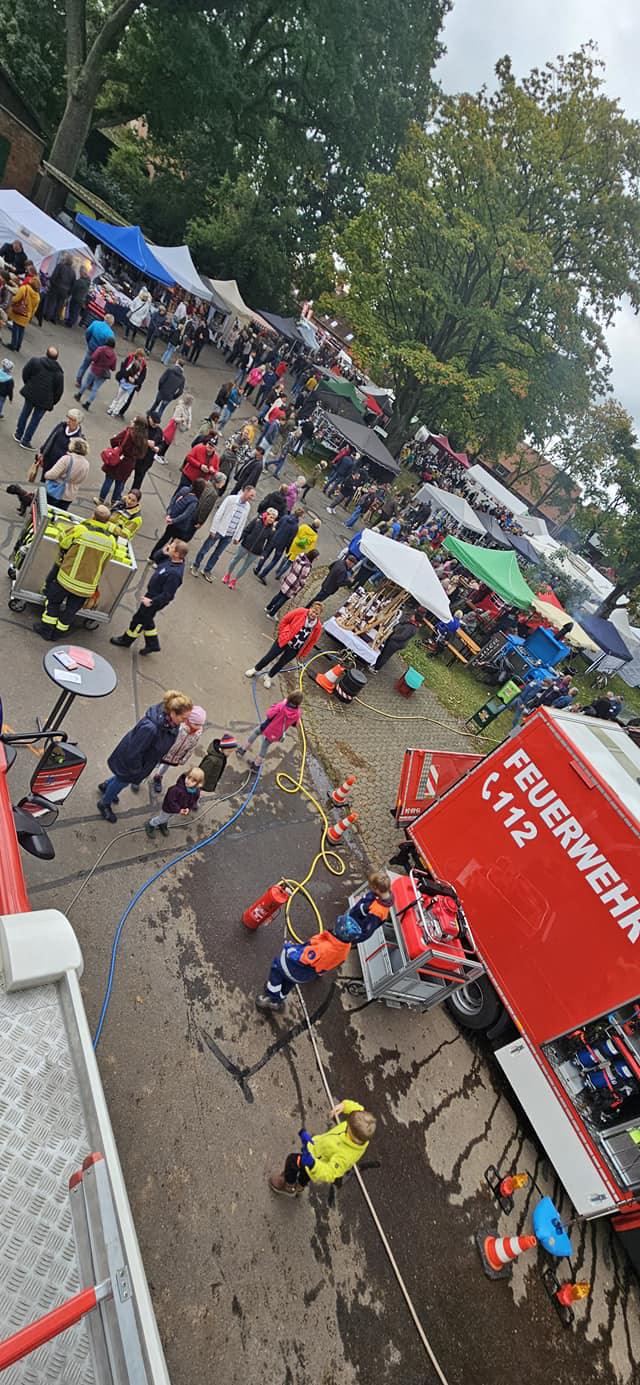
[405,639,507,749]
[405,636,640,749]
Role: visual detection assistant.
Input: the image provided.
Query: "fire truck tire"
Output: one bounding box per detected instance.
[446,975,504,1033]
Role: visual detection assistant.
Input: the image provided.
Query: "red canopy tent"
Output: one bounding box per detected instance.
[428,434,470,468]
[365,394,384,416]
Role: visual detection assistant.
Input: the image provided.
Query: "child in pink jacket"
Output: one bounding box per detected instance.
[238,691,303,770]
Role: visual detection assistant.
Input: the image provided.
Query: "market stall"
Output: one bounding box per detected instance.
[0,189,96,275]
[578,613,633,673]
[315,378,367,424]
[321,413,400,476]
[531,591,598,653]
[442,537,536,608]
[324,529,451,664]
[7,489,136,627]
[466,462,529,515]
[75,214,174,286]
[415,483,485,536]
[148,242,212,300]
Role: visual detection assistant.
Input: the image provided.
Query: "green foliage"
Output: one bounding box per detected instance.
[0,0,67,129]
[328,47,640,455]
[188,173,299,310]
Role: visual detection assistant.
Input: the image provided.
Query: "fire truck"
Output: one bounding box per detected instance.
[0,739,169,1380]
[392,708,640,1269]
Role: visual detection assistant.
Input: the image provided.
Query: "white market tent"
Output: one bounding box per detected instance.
[0,188,95,272]
[466,463,529,516]
[202,277,263,325]
[359,528,452,623]
[610,610,640,688]
[519,513,550,538]
[149,242,212,300]
[415,482,486,535]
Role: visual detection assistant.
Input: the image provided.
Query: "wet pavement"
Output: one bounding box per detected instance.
[0,318,639,1384]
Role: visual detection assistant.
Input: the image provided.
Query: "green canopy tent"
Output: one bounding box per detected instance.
[443,537,536,609]
[318,377,366,412]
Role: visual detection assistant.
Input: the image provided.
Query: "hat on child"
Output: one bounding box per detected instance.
[188,705,207,726]
[1,358,14,373]
[219,733,238,751]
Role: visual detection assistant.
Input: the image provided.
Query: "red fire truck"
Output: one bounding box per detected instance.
[402,707,640,1268]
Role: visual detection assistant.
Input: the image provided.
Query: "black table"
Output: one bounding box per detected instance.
[42,646,118,732]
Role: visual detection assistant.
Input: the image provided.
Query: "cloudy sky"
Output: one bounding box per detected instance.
[435,0,640,432]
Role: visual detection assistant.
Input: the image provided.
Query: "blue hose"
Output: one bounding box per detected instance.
[93,678,265,1049]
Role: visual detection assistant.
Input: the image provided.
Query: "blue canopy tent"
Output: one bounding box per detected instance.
[578,613,632,662]
[75,214,174,286]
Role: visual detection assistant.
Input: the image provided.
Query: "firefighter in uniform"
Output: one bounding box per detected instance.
[110,538,187,654]
[34,505,117,639]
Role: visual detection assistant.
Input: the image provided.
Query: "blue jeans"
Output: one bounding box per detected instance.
[345,505,364,528]
[150,393,169,420]
[78,369,106,404]
[99,474,125,503]
[194,533,232,572]
[101,774,129,805]
[254,548,282,578]
[15,400,45,444]
[76,348,92,385]
[265,454,286,478]
[161,344,176,364]
[275,554,292,579]
[10,322,25,351]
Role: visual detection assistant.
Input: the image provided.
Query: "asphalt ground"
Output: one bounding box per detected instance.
[0,316,638,1384]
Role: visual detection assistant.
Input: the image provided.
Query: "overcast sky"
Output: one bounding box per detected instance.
[435,0,640,433]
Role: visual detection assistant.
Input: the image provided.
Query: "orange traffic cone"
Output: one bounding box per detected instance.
[556,1282,590,1308]
[478,1231,537,1278]
[327,811,358,843]
[316,663,345,694]
[499,1172,529,1199]
[330,775,356,805]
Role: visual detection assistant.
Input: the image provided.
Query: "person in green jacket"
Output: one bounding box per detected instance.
[199,732,237,792]
[269,1100,376,1198]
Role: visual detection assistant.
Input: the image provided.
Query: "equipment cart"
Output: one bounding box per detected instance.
[7,486,136,628]
[347,869,484,1011]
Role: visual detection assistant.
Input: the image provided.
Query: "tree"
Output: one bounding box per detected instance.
[32,0,449,249]
[558,403,640,614]
[188,173,299,310]
[326,48,640,454]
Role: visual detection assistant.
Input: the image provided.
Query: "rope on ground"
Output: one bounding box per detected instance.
[295,983,451,1385]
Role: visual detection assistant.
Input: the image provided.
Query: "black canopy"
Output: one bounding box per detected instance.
[258,310,302,342]
[323,413,399,475]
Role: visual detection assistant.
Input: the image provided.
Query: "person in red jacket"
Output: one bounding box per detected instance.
[244,602,323,687]
[97,415,149,505]
[172,438,219,499]
[74,341,117,410]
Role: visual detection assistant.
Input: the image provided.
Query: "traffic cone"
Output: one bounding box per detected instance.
[316,662,345,694]
[556,1282,590,1308]
[327,811,358,843]
[330,774,356,806]
[499,1172,529,1199]
[478,1231,537,1278]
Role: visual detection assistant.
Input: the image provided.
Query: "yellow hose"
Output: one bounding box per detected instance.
[274,648,493,943]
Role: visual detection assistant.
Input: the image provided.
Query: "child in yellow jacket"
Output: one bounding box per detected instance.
[269,1100,376,1198]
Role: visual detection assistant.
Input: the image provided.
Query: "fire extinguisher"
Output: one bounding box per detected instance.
[242,881,292,931]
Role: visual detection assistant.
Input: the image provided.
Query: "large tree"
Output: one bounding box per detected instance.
[326,48,640,454]
[25,0,448,247]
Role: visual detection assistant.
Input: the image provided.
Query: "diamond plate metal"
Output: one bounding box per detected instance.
[0,983,98,1384]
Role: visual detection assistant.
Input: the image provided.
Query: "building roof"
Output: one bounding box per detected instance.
[0,65,43,136]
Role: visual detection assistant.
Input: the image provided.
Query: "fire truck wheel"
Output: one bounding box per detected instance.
[446,975,504,1033]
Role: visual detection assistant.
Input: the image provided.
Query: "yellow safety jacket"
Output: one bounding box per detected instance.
[108,508,141,541]
[56,519,117,597]
[307,1101,368,1184]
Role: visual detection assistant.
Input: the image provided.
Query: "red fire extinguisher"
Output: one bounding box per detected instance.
[242,881,291,931]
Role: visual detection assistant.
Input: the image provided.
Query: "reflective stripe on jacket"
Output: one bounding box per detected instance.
[56,520,117,596]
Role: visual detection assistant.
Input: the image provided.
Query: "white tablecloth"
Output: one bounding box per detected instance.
[324,617,379,665]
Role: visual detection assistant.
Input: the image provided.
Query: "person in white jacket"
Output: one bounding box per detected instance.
[191,485,256,581]
[125,288,152,341]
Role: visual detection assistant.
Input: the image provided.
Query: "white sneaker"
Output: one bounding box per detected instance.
[190,564,200,576]
[156,457,167,465]
[262,674,272,689]
[244,667,257,677]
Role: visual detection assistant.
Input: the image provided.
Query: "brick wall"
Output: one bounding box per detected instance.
[0,107,44,197]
